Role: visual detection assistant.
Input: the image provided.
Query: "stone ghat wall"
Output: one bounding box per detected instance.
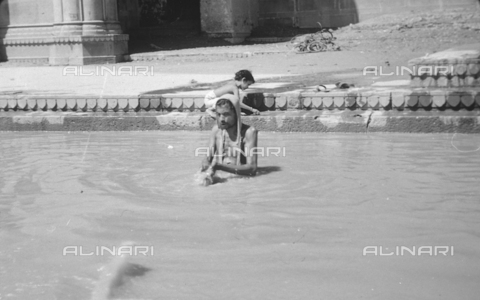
[1,110,479,133]
[1,89,479,112]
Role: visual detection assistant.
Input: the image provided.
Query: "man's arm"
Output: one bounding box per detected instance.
[213,127,258,176]
[201,126,218,171]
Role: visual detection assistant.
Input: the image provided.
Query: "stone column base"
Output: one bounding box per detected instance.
[1,34,128,65]
[49,34,129,65]
[0,37,51,64]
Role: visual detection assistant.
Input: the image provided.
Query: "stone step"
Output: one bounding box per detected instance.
[1,110,479,133]
[126,49,288,62]
[408,43,480,88]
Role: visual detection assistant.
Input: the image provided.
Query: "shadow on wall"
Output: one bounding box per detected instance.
[117,0,141,33]
[0,0,10,61]
[319,0,358,28]
[137,0,200,27]
[255,0,358,35]
[296,0,359,28]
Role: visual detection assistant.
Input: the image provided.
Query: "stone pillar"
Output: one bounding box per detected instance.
[49,0,129,65]
[60,0,83,35]
[52,0,63,29]
[82,0,107,35]
[1,0,128,65]
[104,0,122,34]
[200,0,257,43]
[231,0,257,42]
[1,0,55,63]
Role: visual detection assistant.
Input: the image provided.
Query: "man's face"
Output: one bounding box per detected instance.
[216,105,237,129]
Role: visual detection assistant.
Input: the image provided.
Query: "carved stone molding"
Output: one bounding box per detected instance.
[1,38,53,46]
[52,34,129,44]
[1,89,479,113]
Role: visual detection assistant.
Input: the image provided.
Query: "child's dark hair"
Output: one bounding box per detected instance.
[234,70,255,83]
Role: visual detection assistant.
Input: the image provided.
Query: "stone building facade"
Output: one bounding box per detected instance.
[1,0,478,65]
[0,0,128,64]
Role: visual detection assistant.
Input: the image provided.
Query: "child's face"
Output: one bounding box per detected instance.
[239,79,254,90]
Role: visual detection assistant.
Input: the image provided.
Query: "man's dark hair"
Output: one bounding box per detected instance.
[234,70,255,83]
[215,98,236,112]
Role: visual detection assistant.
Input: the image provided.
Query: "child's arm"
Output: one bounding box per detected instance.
[240,102,260,115]
[236,85,259,115]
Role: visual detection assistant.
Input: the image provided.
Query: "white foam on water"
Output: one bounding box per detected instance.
[194,171,213,187]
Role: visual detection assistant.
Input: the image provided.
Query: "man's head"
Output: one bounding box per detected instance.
[215,98,237,130]
[235,70,255,90]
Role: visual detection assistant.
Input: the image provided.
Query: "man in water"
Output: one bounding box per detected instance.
[201,94,258,177]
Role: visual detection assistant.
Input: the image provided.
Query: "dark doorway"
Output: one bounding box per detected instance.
[138,0,200,29]
[130,0,208,53]
[164,0,200,23]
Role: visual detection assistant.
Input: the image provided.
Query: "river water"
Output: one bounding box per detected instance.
[1,131,479,300]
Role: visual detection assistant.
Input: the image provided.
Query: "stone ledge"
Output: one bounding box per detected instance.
[408,43,480,88]
[409,43,480,66]
[128,50,288,62]
[0,37,53,46]
[0,34,129,46]
[1,89,479,113]
[1,111,479,133]
[53,34,129,44]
